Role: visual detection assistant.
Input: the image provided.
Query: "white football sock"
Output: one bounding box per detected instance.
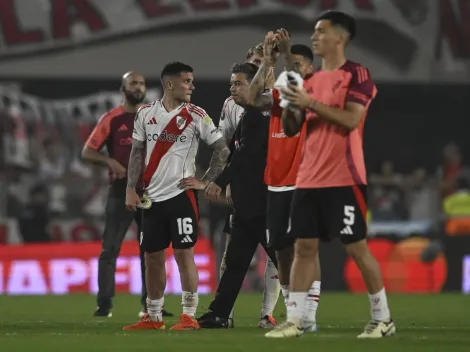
[260,257,280,317]
[281,284,289,308]
[146,297,164,322]
[305,281,321,322]
[182,291,198,317]
[287,292,307,327]
[368,287,391,322]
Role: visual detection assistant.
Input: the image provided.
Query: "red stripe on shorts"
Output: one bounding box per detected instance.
[186,190,199,222]
[352,185,367,221]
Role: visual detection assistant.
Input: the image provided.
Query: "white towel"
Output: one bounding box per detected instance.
[274,71,304,108]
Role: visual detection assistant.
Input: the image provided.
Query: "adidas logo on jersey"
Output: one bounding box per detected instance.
[118,124,128,132]
[147,117,157,125]
[340,226,353,235]
[181,235,193,243]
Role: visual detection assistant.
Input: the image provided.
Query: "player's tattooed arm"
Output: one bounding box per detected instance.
[202,137,231,184]
[248,61,274,111]
[276,29,299,74]
[248,32,276,111]
[282,106,305,137]
[127,138,145,189]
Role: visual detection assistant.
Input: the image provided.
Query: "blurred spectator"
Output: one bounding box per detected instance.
[369,160,404,187]
[443,176,470,217]
[3,106,33,169]
[369,160,407,220]
[38,137,67,182]
[17,184,51,243]
[0,111,15,171]
[441,176,470,237]
[37,138,68,214]
[437,143,468,198]
[406,167,439,221]
[37,138,93,216]
[6,165,37,217]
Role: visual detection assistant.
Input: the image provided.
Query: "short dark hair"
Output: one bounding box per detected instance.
[290,44,314,63]
[315,10,356,41]
[245,43,264,60]
[231,62,258,81]
[160,62,193,81]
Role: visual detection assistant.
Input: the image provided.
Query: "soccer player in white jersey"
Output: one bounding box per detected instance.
[218,43,281,329]
[123,62,230,331]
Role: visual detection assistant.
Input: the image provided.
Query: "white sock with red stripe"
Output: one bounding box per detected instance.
[287,292,307,327]
[260,257,280,318]
[147,297,164,322]
[305,281,321,322]
[182,291,198,317]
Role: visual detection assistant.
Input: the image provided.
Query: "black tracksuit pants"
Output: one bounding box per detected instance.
[97,180,147,308]
[208,215,278,319]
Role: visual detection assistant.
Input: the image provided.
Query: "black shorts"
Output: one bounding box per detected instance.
[223,208,233,235]
[289,185,368,245]
[266,190,295,250]
[141,190,199,253]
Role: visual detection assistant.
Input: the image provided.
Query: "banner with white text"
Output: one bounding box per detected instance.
[0,239,217,295]
[0,0,469,81]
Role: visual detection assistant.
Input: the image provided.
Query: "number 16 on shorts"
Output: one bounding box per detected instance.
[177,217,194,243]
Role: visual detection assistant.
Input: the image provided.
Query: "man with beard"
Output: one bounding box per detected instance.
[217,44,280,329]
[82,72,173,318]
[198,62,277,329]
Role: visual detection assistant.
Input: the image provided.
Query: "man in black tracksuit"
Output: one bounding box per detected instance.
[198,62,278,328]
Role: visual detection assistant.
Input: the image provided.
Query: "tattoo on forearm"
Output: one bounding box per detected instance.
[250,61,271,95]
[202,138,230,184]
[249,62,274,110]
[127,139,145,188]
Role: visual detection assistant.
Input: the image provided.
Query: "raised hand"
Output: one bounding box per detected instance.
[263,31,277,65]
[274,28,291,55]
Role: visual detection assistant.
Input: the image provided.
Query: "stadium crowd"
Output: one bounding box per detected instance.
[0,104,468,243]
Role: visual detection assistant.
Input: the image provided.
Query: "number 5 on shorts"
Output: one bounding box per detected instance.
[343,205,355,225]
[177,217,193,235]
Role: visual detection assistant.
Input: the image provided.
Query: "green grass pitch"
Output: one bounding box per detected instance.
[0,293,468,351]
